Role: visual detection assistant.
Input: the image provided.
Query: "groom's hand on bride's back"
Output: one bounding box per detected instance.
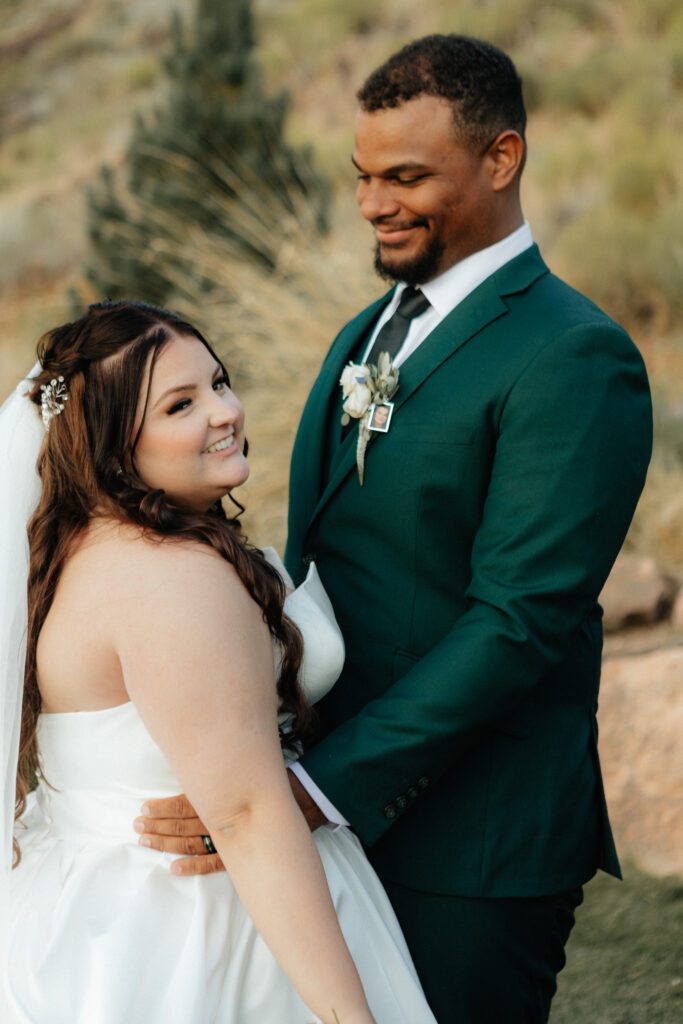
[133,774,324,876]
[133,795,225,876]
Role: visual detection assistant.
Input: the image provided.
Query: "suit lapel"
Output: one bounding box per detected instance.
[290,291,393,538]
[398,245,549,409]
[306,246,549,527]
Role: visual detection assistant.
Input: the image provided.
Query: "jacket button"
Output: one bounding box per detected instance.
[383,804,397,819]
[396,795,408,810]
[417,777,429,790]
[302,552,316,565]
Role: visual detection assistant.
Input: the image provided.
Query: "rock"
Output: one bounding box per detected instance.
[600,554,675,632]
[598,646,683,877]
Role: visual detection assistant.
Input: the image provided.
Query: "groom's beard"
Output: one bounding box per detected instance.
[373,236,445,286]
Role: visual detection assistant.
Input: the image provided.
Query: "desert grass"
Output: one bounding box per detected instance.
[550,862,683,1023]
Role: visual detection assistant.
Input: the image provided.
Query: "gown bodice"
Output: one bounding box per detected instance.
[28,553,344,849]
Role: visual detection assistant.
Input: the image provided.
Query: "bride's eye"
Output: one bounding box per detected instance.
[213,375,229,392]
[167,397,192,415]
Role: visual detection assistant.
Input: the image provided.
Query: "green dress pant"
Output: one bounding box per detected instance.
[381,877,584,1024]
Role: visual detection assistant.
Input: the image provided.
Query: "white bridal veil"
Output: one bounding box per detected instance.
[0,365,43,1016]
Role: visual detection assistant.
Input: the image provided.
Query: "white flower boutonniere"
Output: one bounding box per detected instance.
[339,351,399,485]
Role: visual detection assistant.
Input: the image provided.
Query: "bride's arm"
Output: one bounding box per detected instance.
[116,540,374,1024]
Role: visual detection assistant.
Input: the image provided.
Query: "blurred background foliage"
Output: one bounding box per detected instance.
[83,0,329,306]
[0,0,681,565]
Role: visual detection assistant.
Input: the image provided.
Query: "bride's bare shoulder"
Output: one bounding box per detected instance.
[73,516,238,597]
[97,521,266,663]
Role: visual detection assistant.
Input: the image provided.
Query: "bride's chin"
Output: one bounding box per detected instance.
[227,461,250,491]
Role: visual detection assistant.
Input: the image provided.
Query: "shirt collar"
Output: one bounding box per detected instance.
[416,221,534,319]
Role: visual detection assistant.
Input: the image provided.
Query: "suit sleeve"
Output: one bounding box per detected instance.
[299,321,653,845]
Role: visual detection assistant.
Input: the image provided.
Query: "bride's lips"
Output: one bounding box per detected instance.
[203,433,238,456]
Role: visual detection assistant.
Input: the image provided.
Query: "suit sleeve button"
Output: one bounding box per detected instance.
[417,777,429,790]
[383,805,397,819]
[407,787,418,800]
[396,795,408,810]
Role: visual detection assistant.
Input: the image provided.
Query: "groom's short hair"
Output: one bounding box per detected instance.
[357,34,527,154]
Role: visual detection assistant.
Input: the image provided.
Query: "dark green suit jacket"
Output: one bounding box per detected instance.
[285,246,652,898]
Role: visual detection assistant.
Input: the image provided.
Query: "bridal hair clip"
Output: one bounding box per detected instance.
[40,376,69,429]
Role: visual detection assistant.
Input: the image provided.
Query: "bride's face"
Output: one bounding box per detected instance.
[133,333,249,511]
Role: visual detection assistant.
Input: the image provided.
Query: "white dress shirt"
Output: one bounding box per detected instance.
[291,221,535,828]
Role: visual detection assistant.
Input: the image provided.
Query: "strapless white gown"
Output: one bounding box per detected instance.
[5,552,436,1024]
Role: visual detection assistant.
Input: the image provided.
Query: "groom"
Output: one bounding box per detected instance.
[281,34,653,1022]
[140,35,652,1022]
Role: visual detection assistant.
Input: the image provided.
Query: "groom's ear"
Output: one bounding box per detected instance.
[486,130,526,190]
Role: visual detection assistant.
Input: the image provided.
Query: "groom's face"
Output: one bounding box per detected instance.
[353,94,497,285]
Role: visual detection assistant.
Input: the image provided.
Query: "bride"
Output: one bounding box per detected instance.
[0,300,436,1024]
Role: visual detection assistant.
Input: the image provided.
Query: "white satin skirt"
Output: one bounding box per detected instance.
[5,703,436,1023]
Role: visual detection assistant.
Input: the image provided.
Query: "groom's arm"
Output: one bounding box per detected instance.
[298,321,652,846]
[287,769,329,831]
[288,762,349,828]
[135,769,334,870]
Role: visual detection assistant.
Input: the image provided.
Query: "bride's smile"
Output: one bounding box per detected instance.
[133,333,249,511]
[203,432,237,455]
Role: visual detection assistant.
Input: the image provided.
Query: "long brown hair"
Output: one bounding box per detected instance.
[15,300,309,863]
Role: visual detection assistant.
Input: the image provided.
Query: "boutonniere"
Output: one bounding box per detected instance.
[339,351,399,485]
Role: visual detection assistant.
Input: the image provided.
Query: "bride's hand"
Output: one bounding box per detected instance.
[133,794,225,875]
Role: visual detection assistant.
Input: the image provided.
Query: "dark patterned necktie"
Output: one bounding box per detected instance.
[365,285,431,364]
[337,285,431,446]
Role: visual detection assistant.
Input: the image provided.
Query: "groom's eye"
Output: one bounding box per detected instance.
[213,375,229,392]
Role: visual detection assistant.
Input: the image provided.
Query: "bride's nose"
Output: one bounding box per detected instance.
[209,389,243,428]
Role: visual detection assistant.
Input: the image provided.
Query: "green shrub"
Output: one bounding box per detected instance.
[621,0,683,34]
[608,154,676,214]
[555,200,683,329]
[83,0,329,305]
[531,114,598,191]
[541,46,641,117]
